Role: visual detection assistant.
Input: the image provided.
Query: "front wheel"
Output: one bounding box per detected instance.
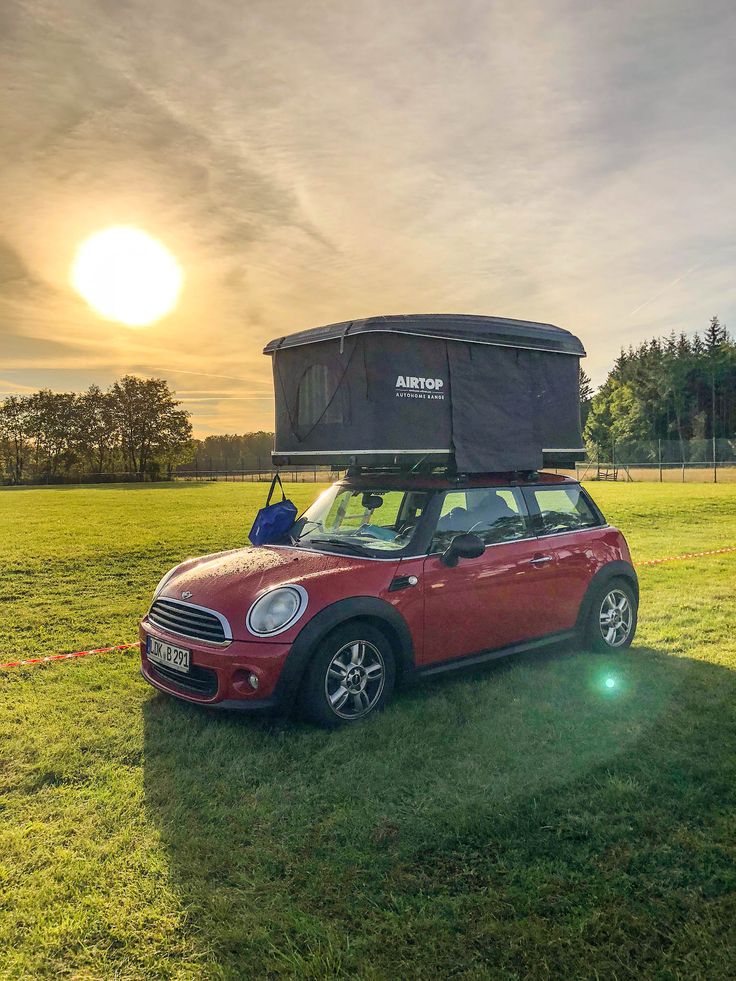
[585,578,638,652]
[298,623,396,727]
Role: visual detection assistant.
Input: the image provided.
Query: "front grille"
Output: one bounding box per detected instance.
[149,661,218,698]
[148,598,228,645]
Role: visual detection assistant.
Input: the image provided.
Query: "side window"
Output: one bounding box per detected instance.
[529,486,601,535]
[297,364,344,427]
[439,491,466,516]
[432,487,528,551]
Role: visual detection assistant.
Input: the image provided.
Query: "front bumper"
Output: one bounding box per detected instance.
[139,617,293,711]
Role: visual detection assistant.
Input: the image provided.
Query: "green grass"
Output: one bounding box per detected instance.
[1,481,735,979]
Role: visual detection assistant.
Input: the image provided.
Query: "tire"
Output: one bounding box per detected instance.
[584,577,638,652]
[298,623,396,727]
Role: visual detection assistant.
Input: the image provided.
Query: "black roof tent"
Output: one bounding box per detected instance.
[264,314,587,473]
[263,313,586,357]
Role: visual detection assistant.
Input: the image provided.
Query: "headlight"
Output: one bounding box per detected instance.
[152,565,179,600]
[246,585,308,637]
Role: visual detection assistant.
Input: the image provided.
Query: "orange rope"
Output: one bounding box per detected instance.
[2,545,735,670]
[638,545,736,566]
[0,642,138,670]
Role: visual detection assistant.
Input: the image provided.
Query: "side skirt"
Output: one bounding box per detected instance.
[414,630,577,679]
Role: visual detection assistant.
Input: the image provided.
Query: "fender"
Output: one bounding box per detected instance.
[575,560,639,630]
[272,596,415,708]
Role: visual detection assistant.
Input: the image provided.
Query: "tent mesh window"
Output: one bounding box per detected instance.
[297,363,344,427]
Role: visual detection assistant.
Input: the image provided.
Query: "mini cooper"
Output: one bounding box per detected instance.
[140,471,638,726]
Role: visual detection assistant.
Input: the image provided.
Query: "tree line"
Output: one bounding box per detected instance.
[0,378,285,484]
[582,316,736,457]
[189,433,276,474]
[4,317,734,483]
[0,376,195,483]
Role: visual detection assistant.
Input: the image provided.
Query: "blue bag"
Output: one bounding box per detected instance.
[249,474,298,546]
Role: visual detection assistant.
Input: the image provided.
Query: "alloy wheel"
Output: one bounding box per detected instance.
[599,588,634,647]
[324,640,386,720]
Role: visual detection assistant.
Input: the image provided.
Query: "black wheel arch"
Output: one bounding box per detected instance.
[273,596,415,709]
[575,560,639,630]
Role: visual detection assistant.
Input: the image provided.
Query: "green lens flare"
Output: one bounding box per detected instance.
[605,677,616,689]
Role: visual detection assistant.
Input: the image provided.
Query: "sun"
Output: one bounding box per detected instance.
[71,226,183,327]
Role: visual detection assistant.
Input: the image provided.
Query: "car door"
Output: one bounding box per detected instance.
[420,486,560,666]
[521,483,605,633]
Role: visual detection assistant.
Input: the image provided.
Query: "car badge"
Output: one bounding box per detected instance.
[181,590,193,600]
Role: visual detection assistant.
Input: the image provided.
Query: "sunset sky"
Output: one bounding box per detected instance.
[2,0,735,436]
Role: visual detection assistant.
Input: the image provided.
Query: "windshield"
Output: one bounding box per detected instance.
[291,485,430,554]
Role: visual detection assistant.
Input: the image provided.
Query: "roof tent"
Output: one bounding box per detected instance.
[264,314,587,473]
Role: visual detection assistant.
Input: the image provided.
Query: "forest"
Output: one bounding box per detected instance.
[582,316,736,462]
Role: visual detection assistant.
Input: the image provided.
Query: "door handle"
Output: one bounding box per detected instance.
[530,555,553,565]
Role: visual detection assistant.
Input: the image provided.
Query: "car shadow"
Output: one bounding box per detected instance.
[142,643,736,976]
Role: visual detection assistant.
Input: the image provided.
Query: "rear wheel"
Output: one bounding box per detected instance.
[298,623,396,727]
[585,578,638,652]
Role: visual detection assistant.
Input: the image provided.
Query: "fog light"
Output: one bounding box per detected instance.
[248,672,260,690]
[605,677,616,689]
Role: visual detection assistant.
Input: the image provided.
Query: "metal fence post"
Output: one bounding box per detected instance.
[713,435,718,484]
[658,439,662,482]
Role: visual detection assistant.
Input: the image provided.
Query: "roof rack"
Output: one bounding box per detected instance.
[274,449,585,473]
[340,465,544,484]
[344,460,457,478]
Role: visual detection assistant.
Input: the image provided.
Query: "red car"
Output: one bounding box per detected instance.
[140,471,637,726]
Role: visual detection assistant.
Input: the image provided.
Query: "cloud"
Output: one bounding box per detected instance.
[2,0,736,433]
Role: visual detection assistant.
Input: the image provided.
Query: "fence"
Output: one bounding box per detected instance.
[4,438,735,486]
[2,470,149,486]
[176,467,335,483]
[573,437,736,483]
[1,467,338,487]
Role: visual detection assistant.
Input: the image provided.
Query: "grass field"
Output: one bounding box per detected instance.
[1,481,735,979]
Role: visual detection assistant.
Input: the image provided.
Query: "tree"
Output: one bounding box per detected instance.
[109,376,192,478]
[158,436,196,479]
[584,381,649,452]
[677,333,691,358]
[584,316,735,454]
[73,386,119,474]
[613,348,628,375]
[703,316,729,439]
[0,395,32,483]
[188,431,275,473]
[28,390,77,476]
[579,367,594,428]
[704,315,726,352]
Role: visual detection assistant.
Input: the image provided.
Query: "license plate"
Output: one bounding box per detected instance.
[147,636,191,674]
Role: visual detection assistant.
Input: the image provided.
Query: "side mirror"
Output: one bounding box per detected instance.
[441,532,485,567]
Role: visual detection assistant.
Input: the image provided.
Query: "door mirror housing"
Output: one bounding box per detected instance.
[441,532,485,567]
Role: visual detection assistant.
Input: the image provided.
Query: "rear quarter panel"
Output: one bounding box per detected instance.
[547,526,632,630]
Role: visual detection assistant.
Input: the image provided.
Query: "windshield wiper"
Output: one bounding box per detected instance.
[309,537,371,555]
[290,519,322,545]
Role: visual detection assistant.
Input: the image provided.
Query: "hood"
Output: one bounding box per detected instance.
[158,545,399,636]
